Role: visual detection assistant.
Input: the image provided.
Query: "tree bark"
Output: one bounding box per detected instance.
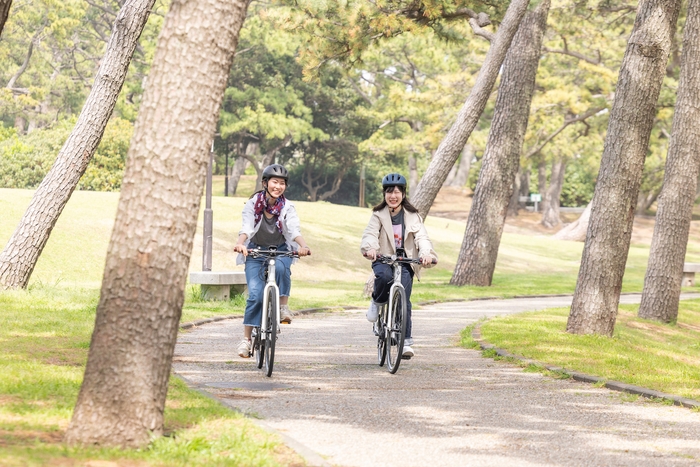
[0,0,156,290]
[409,0,531,219]
[567,0,680,336]
[639,0,700,323]
[0,0,11,38]
[64,0,249,447]
[541,157,566,228]
[451,0,549,286]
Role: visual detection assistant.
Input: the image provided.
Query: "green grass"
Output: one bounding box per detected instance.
[465,301,700,401]
[0,287,300,466]
[2,186,700,462]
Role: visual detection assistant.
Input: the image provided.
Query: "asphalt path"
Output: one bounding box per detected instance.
[173,294,700,467]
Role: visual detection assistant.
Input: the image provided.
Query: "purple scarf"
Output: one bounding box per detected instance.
[253,191,285,233]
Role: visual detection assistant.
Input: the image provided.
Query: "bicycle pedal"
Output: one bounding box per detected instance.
[402,356,411,360]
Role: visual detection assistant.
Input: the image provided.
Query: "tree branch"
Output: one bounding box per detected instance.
[525,107,605,159]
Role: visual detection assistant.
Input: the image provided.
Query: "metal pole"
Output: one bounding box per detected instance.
[359,163,365,207]
[224,151,229,197]
[203,140,214,271]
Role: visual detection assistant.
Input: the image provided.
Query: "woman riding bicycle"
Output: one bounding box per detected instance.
[233,164,311,358]
[360,173,437,358]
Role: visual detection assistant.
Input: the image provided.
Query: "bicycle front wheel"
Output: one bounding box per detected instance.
[377,306,387,366]
[386,287,407,374]
[263,287,277,377]
[253,327,264,369]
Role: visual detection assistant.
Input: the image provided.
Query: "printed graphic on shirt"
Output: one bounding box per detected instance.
[392,224,403,249]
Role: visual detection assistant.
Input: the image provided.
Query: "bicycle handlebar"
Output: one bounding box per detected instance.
[365,253,437,265]
[248,248,305,258]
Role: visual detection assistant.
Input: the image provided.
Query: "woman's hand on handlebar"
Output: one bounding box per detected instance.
[233,244,248,257]
[364,249,377,261]
[420,255,437,266]
[297,246,311,257]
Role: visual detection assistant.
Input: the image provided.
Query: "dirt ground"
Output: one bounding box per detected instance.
[430,186,700,246]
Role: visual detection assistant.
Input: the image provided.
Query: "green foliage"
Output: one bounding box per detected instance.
[0,118,133,191]
[78,118,133,191]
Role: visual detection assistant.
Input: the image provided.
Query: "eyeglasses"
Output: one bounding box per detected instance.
[384,186,403,194]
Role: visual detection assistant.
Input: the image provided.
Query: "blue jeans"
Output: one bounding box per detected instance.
[243,242,293,327]
[371,262,414,339]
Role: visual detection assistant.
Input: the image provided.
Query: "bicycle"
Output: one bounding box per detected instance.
[368,253,435,374]
[248,247,301,377]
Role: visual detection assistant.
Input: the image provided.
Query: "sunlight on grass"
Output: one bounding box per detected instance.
[0,288,296,466]
[475,300,700,400]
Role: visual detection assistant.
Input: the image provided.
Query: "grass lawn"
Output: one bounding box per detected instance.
[2,186,700,464]
[462,300,700,402]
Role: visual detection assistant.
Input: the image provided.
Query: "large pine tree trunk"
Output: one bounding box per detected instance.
[638,0,700,323]
[64,0,249,447]
[409,0,531,218]
[450,0,549,286]
[0,0,12,37]
[567,0,680,336]
[541,157,566,228]
[0,0,156,290]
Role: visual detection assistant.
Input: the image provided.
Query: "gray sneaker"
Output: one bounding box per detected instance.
[280,305,293,324]
[366,301,380,322]
[402,345,415,358]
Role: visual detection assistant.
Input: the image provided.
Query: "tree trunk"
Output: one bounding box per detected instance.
[541,157,566,228]
[639,0,700,323]
[0,0,11,38]
[553,201,591,241]
[537,159,547,195]
[448,144,474,187]
[228,155,248,195]
[409,0,531,218]
[507,167,522,217]
[408,155,419,194]
[451,0,549,286]
[0,0,156,290]
[64,0,249,447]
[567,0,680,336]
[636,189,659,214]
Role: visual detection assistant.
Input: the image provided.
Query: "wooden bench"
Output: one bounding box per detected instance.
[682,263,700,287]
[189,271,247,300]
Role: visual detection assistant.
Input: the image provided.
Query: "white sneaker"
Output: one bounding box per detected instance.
[237,339,251,358]
[402,345,414,358]
[280,305,293,324]
[366,301,380,322]
[404,337,414,346]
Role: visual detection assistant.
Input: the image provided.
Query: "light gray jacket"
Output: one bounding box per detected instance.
[360,206,438,278]
[236,196,302,265]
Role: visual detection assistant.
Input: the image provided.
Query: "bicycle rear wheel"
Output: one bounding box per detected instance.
[376,306,387,366]
[263,287,277,377]
[386,287,407,374]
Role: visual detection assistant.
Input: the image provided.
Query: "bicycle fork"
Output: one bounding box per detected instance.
[261,258,280,335]
[386,263,404,338]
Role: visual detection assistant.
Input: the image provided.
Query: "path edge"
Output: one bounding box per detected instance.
[172,373,332,467]
[471,323,700,410]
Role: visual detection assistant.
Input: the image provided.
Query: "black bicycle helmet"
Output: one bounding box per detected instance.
[382,173,407,188]
[262,164,289,182]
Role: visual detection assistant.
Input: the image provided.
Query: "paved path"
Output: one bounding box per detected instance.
[173,294,700,467]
